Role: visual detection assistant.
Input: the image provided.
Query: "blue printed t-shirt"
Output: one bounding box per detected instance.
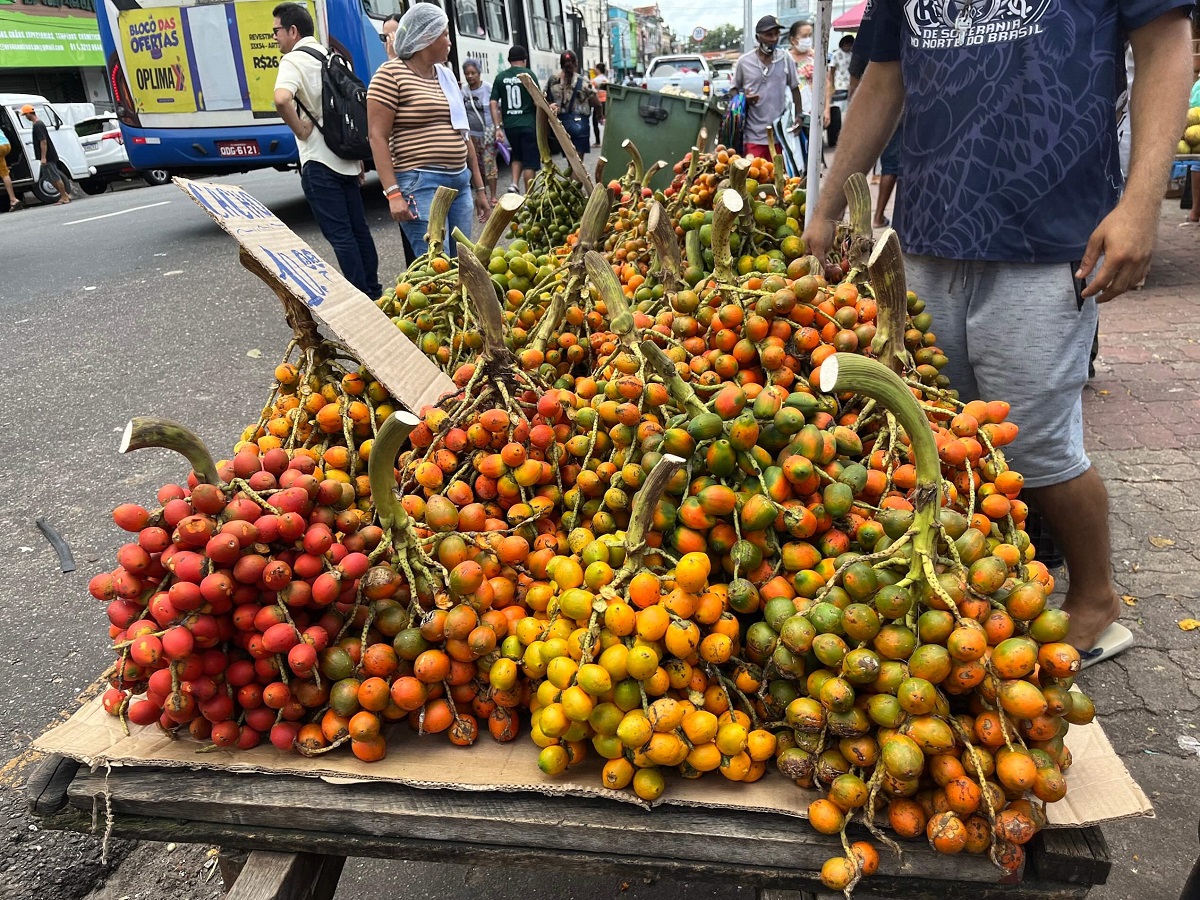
[870,0,1192,262]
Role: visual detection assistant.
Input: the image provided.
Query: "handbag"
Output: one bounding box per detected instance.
[557,77,589,141]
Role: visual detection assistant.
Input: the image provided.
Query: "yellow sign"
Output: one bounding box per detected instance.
[119,7,197,113]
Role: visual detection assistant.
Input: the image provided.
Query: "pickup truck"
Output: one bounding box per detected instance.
[643,55,712,99]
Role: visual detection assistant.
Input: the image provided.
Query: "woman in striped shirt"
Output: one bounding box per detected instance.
[367,4,491,258]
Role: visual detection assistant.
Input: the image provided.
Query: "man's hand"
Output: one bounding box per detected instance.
[745,92,760,105]
[1076,200,1158,302]
[388,193,416,223]
[822,109,831,127]
[801,216,837,261]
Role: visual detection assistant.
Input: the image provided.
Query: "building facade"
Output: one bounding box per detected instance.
[776,0,812,29]
[0,0,108,103]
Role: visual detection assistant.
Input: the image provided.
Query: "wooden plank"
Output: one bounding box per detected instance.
[32,803,1095,900]
[757,890,816,900]
[1031,826,1110,886]
[25,753,80,816]
[219,848,250,891]
[225,850,343,900]
[63,767,1012,886]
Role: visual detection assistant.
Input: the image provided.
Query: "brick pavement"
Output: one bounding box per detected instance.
[1073,200,1200,899]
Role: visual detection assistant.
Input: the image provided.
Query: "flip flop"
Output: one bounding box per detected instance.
[872,217,890,228]
[1079,622,1134,670]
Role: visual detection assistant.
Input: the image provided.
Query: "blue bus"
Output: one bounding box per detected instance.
[96,0,568,176]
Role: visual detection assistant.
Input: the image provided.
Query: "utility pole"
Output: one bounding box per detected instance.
[743,0,754,53]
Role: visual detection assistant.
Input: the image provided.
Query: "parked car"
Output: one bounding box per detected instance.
[74,114,171,195]
[710,59,735,98]
[0,93,94,209]
[643,55,712,99]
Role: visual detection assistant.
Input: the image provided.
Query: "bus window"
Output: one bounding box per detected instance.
[530,0,551,50]
[362,0,404,18]
[483,0,509,42]
[456,0,487,38]
[547,0,565,49]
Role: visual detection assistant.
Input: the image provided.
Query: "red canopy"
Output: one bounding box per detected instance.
[831,0,869,29]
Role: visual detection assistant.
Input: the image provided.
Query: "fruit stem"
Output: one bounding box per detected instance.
[819,354,941,582]
[594,155,607,188]
[685,228,703,277]
[868,229,913,375]
[425,186,457,257]
[643,159,667,189]
[473,192,526,264]
[728,156,750,200]
[576,184,613,254]
[618,453,685,577]
[586,250,637,347]
[843,173,872,240]
[120,418,220,485]
[369,411,421,533]
[622,139,645,184]
[711,189,745,284]
[640,340,708,418]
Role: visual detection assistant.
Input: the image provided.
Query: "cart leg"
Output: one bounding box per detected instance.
[222,849,345,900]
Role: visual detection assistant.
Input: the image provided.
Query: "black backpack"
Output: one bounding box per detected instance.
[293,45,371,161]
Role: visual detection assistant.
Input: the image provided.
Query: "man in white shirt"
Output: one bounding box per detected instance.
[273,2,380,298]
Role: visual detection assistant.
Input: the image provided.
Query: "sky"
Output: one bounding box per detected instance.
[655,0,776,38]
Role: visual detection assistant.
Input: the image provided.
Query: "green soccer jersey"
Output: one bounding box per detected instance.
[491,66,538,130]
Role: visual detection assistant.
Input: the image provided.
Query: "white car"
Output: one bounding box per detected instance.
[75,115,171,195]
[710,60,735,98]
[0,93,93,208]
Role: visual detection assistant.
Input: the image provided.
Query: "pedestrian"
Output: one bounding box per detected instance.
[272,2,381,299]
[591,61,609,148]
[547,50,597,160]
[732,16,803,162]
[461,57,499,205]
[823,34,854,148]
[785,20,819,165]
[366,3,492,258]
[382,13,401,60]
[872,123,900,228]
[490,46,540,194]
[0,126,22,211]
[803,0,1193,665]
[21,105,69,205]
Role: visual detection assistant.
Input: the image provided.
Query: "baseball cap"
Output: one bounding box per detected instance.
[755,14,783,33]
[20,104,35,114]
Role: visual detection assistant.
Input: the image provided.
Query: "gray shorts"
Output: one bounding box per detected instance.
[905,255,1098,489]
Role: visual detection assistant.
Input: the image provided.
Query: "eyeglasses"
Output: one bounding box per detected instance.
[272,25,288,34]
[379,32,389,42]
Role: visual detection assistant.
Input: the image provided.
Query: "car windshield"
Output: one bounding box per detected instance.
[650,59,702,76]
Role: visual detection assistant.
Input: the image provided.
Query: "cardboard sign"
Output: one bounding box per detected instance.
[175,177,455,413]
[36,693,1152,830]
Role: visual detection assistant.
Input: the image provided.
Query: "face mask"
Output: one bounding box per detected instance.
[795,37,813,52]
[758,40,778,56]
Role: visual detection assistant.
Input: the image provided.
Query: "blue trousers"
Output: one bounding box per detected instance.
[394,166,474,258]
[300,161,381,299]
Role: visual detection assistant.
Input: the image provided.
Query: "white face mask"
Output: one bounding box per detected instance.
[795,37,813,52]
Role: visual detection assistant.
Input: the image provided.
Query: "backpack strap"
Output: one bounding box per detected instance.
[290,45,326,131]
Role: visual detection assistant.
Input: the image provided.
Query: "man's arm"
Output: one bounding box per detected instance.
[801,60,904,256]
[36,129,48,164]
[273,84,313,141]
[1077,8,1192,301]
[490,99,504,138]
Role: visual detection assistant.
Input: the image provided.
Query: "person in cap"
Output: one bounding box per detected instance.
[732,16,803,161]
[490,45,541,193]
[547,50,598,160]
[366,3,492,258]
[22,104,70,205]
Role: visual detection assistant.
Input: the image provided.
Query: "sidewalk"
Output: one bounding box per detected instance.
[1075,200,1200,898]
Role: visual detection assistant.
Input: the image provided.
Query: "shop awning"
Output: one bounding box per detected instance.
[831,0,869,30]
[0,8,104,68]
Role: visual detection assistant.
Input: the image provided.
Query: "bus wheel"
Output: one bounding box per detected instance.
[143,169,171,186]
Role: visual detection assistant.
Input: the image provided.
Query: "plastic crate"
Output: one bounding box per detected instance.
[600,85,722,192]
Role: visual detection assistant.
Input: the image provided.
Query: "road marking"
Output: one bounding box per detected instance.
[65,200,171,226]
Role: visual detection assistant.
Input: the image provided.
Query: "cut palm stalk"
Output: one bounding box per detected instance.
[425,186,457,257]
[471,192,526,264]
[622,139,645,185]
[585,250,636,348]
[121,418,219,486]
[647,201,683,290]
[369,411,422,533]
[867,229,912,374]
[820,354,940,587]
[616,453,685,583]
[711,189,744,284]
[519,73,594,189]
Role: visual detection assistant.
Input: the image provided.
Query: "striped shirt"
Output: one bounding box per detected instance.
[367,59,467,172]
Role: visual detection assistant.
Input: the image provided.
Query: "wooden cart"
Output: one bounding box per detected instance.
[28,753,1111,900]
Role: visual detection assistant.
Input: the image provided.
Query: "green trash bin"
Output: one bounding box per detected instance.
[600,85,722,192]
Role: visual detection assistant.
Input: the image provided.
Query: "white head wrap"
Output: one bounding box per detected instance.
[392,3,448,60]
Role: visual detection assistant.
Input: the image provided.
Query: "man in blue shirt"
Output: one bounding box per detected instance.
[804,0,1192,663]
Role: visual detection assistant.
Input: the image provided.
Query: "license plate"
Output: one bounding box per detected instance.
[216,140,260,158]
[83,141,99,150]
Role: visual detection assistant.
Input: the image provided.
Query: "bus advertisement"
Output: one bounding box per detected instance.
[96,0,568,177]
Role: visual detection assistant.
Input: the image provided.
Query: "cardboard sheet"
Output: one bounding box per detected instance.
[35,695,1153,827]
[175,177,455,413]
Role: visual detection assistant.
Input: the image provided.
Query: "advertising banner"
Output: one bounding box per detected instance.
[0,0,103,68]
[118,6,196,112]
